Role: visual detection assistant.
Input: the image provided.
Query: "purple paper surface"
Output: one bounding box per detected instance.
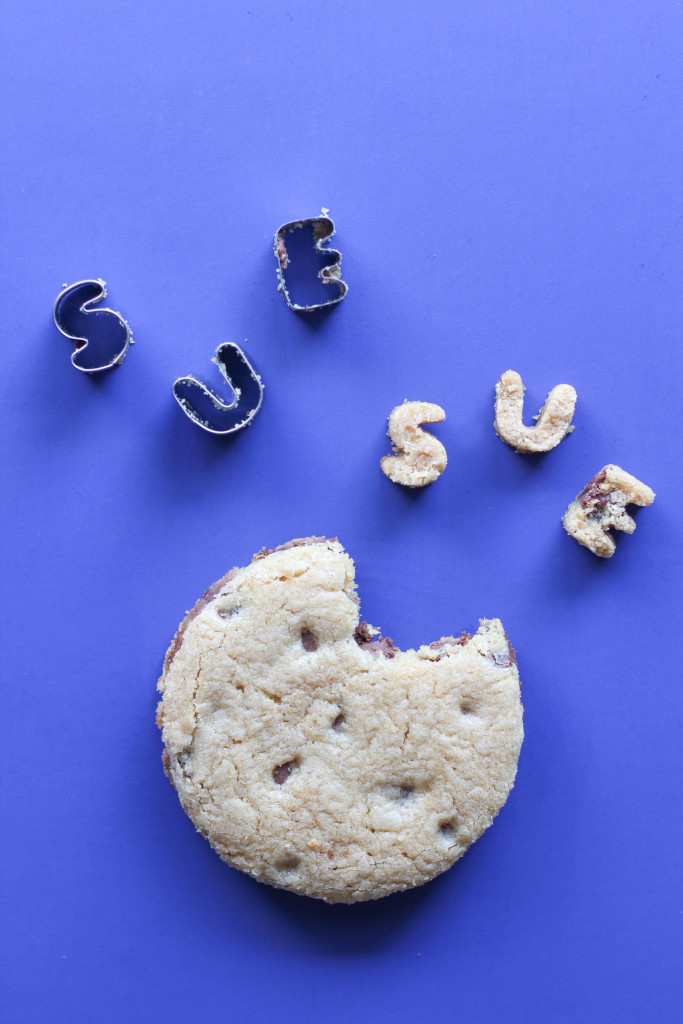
[1,2,682,1021]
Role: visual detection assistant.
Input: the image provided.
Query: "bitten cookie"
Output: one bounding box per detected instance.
[157,537,524,903]
[381,400,447,487]
[563,465,655,557]
[495,370,576,453]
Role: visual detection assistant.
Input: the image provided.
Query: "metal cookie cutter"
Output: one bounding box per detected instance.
[53,279,132,373]
[173,342,264,435]
[274,213,348,311]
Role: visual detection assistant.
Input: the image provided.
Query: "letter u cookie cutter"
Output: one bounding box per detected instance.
[172,342,264,435]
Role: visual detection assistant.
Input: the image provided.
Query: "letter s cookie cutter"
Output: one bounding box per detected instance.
[53,279,132,373]
[274,214,348,312]
[173,342,264,435]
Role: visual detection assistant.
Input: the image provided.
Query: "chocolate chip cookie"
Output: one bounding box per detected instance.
[157,537,524,903]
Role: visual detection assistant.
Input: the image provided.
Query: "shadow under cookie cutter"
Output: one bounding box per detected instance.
[53,279,132,373]
[274,215,348,311]
[172,342,264,435]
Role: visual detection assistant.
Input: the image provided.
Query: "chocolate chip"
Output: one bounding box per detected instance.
[274,852,301,871]
[492,633,518,668]
[439,820,457,840]
[368,637,396,658]
[272,759,298,785]
[217,603,240,619]
[301,629,318,652]
[429,633,472,659]
[579,469,608,508]
[386,783,414,801]
[354,621,398,658]
[353,621,375,645]
[503,632,517,666]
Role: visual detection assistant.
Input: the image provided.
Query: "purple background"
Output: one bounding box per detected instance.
[2,2,682,1021]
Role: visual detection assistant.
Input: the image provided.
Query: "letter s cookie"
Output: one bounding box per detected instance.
[381,400,447,487]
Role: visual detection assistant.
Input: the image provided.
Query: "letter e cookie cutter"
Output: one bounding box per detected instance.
[173,342,264,435]
[53,279,131,373]
[274,214,348,311]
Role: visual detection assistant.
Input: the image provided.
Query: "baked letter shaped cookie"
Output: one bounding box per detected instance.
[563,465,655,557]
[495,370,576,453]
[157,538,523,903]
[381,400,447,487]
